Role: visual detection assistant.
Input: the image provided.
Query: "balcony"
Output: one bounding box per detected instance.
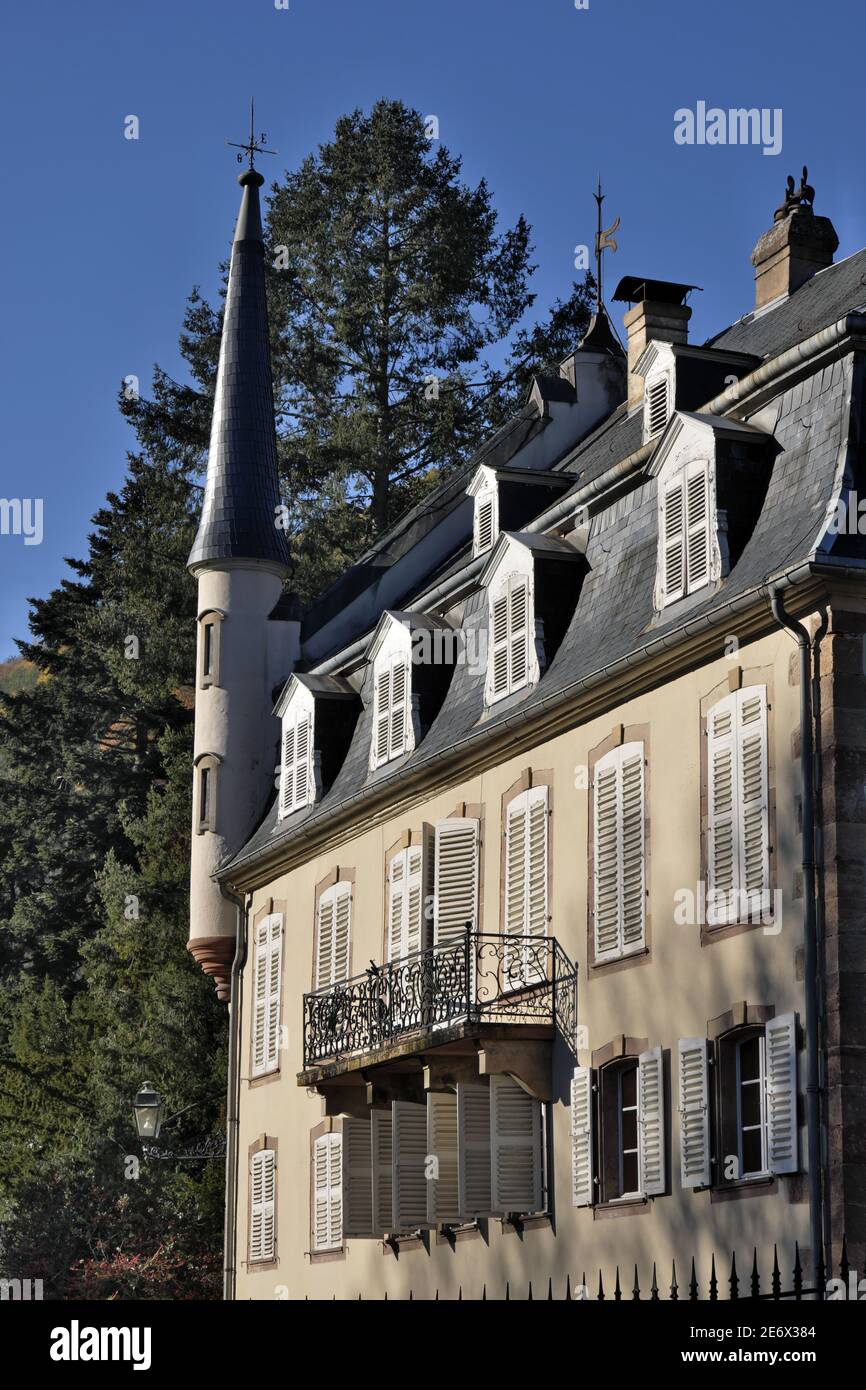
[299,930,577,1086]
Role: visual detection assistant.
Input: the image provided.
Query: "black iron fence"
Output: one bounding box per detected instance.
[324,1239,863,1300]
[303,929,577,1066]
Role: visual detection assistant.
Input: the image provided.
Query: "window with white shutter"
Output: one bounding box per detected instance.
[677,1037,711,1189]
[372,653,412,767]
[251,914,283,1078]
[279,710,313,818]
[457,1082,492,1219]
[715,1015,798,1185]
[433,818,479,947]
[592,742,646,963]
[387,843,430,962]
[504,785,549,984]
[249,1148,276,1263]
[490,1075,544,1215]
[426,1092,460,1224]
[487,574,532,704]
[638,1046,666,1196]
[312,1132,342,1252]
[392,1100,432,1232]
[315,881,352,990]
[657,458,712,607]
[706,685,769,925]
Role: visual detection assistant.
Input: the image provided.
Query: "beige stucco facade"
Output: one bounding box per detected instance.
[234,621,813,1300]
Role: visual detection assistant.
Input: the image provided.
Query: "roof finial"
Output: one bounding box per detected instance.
[774,164,816,222]
[593,177,620,316]
[227,97,278,173]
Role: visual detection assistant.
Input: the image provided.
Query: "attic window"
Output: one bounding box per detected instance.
[370,619,417,771]
[280,707,313,817]
[644,374,671,441]
[487,572,532,705]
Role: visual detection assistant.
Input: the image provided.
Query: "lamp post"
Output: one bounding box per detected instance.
[131,1083,225,1161]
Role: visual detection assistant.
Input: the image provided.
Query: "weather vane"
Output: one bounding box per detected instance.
[593,177,620,315]
[227,98,277,171]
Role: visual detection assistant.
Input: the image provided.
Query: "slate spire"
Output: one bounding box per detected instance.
[187,169,289,574]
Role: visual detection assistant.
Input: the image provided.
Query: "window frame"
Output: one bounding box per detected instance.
[250,911,283,1080]
[197,608,224,689]
[279,703,314,819]
[590,740,647,965]
[248,1141,277,1266]
[704,683,771,928]
[487,570,532,705]
[194,752,220,834]
[656,455,713,608]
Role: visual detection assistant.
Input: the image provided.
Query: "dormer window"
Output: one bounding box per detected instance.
[489,573,531,702]
[279,684,315,818]
[368,616,417,770]
[467,465,499,557]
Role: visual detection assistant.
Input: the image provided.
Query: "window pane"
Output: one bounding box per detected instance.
[200,767,210,823]
[739,1034,760,1082]
[621,1107,638,1152]
[203,623,213,676]
[740,1080,762,1128]
[620,1065,637,1108]
[622,1150,639,1195]
[742,1127,763,1175]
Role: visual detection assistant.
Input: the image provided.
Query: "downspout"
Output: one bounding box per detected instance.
[770,589,827,1282]
[220,886,249,1302]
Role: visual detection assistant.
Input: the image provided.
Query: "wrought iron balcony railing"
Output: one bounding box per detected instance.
[302,929,577,1068]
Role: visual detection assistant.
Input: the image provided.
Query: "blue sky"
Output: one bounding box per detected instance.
[1,0,864,656]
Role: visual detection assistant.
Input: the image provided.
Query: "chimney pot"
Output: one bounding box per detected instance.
[752,169,838,310]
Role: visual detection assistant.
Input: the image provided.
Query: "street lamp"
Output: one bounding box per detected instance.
[133,1081,164,1140]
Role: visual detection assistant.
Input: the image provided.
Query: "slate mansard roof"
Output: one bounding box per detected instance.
[220,244,866,881]
[187,171,289,575]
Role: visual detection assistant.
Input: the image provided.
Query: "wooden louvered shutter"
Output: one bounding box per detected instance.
[294,713,311,806]
[333,883,351,983]
[316,884,351,990]
[387,850,406,961]
[374,665,391,766]
[570,1066,594,1208]
[392,1100,430,1231]
[508,577,529,691]
[264,916,282,1073]
[426,1092,460,1224]
[342,1118,373,1238]
[312,1133,341,1251]
[490,1075,543,1215]
[457,1083,492,1218]
[371,1109,393,1233]
[737,686,769,915]
[707,693,738,925]
[662,478,685,604]
[280,723,295,816]
[389,657,408,758]
[685,460,710,592]
[678,1038,711,1189]
[647,376,669,437]
[490,590,509,698]
[765,1014,797,1175]
[638,1046,665,1196]
[526,786,548,938]
[252,915,281,1076]
[434,818,479,946]
[249,1148,276,1262]
[405,844,426,957]
[476,495,495,554]
[593,744,645,961]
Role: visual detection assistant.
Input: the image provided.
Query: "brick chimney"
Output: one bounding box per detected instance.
[612,277,695,410]
[751,167,838,311]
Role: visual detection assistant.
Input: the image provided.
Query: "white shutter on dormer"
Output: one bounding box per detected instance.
[662,478,685,604]
[294,713,311,806]
[646,375,669,438]
[392,1100,431,1232]
[371,1108,393,1233]
[570,1066,594,1208]
[316,882,352,989]
[374,665,391,766]
[252,914,282,1077]
[491,591,509,698]
[475,494,495,555]
[678,1037,711,1189]
[312,1133,342,1251]
[707,686,769,924]
[426,1092,460,1224]
[765,1013,798,1175]
[341,1117,374,1238]
[490,1075,543,1215]
[249,1148,276,1262]
[685,460,710,592]
[434,818,479,946]
[457,1082,492,1218]
[638,1045,665,1196]
[389,658,408,758]
[280,724,295,817]
[509,578,529,691]
[488,574,532,703]
[593,743,645,962]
